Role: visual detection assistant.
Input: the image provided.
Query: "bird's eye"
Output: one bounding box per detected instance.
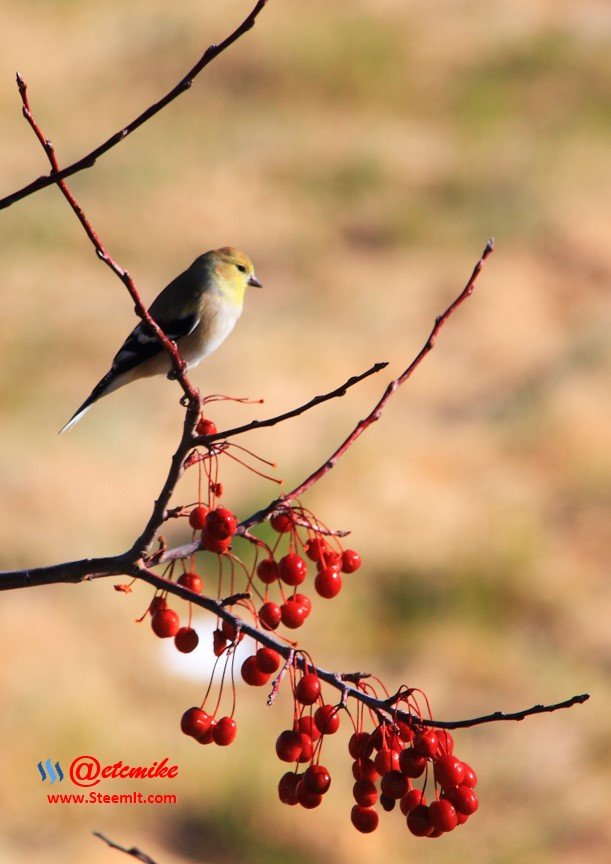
[236,263,247,273]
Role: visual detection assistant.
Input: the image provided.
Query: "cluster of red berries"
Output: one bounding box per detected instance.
[274,669,341,809]
[188,503,238,554]
[253,509,361,634]
[184,496,362,638]
[180,705,237,747]
[143,416,479,841]
[179,635,283,750]
[147,571,203,653]
[347,723,478,836]
[270,662,479,839]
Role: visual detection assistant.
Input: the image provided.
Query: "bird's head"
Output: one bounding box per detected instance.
[208,247,262,307]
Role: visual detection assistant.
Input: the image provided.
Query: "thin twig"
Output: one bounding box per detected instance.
[93,832,159,864]
[241,240,494,530]
[196,361,389,445]
[0,1,269,211]
[16,75,197,403]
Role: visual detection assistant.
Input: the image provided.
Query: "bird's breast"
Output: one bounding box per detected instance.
[182,301,241,368]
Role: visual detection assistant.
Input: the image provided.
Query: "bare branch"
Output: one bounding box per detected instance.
[93,832,159,864]
[16,75,197,403]
[0,1,269,211]
[196,361,389,446]
[0,556,134,590]
[0,557,589,731]
[241,240,495,530]
[410,692,591,730]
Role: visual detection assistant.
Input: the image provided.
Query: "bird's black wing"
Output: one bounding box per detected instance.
[109,309,200,377]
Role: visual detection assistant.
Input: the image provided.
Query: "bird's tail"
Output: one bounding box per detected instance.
[59,401,95,434]
[59,371,116,434]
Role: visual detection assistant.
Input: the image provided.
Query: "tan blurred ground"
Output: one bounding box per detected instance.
[0,0,609,862]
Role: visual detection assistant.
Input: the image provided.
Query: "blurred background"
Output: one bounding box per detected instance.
[0,0,609,861]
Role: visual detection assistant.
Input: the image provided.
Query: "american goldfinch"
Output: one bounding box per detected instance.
[60,247,261,433]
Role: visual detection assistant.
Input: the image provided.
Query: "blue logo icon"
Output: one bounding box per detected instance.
[37,759,64,783]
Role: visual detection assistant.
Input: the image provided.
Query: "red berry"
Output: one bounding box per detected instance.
[348,732,370,760]
[279,553,307,586]
[297,715,321,742]
[374,748,399,775]
[151,608,180,638]
[314,567,342,598]
[256,558,279,584]
[303,764,331,794]
[221,618,242,642]
[278,771,300,805]
[259,601,281,631]
[317,549,341,570]
[305,537,329,562]
[429,799,458,833]
[295,673,321,705]
[181,707,211,738]
[196,718,217,745]
[351,805,379,833]
[353,778,378,807]
[296,780,322,809]
[369,725,396,751]
[296,733,314,764]
[353,757,379,782]
[461,762,478,788]
[380,793,396,812]
[196,417,217,436]
[341,549,361,573]
[174,627,199,653]
[280,601,307,629]
[434,754,465,789]
[435,729,455,755]
[241,655,270,687]
[149,595,167,615]
[255,647,281,674]
[443,785,479,815]
[399,747,427,778]
[314,704,340,735]
[177,571,203,594]
[188,505,209,530]
[400,788,426,815]
[407,804,434,837]
[395,719,414,743]
[213,716,237,746]
[206,507,237,540]
[292,592,312,616]
[381,770,408,799]
[201,529,231,553]
[270,511,294,533]
[413,729,439,758]
[212,629,228,656]
[276,730,303,762]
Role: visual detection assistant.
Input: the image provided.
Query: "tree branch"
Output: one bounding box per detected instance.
[0,556,134,590]
[0,0,269,211]
[196,361,389,446]
[16,75,197,402]
[241,239,495,530]
[0,556,590,730]
[93,832,159,864]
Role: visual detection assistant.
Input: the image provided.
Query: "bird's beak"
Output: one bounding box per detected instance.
[248,275,263,288]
